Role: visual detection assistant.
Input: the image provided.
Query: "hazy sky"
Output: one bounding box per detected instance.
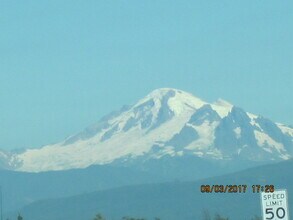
[0,0,292,150]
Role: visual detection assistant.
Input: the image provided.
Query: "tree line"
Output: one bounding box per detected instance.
[11,212,262,220]
[93,212,262,220]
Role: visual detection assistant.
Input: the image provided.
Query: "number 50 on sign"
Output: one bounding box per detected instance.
[261,189,289,220]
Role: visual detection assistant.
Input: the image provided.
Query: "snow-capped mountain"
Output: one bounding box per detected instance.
[2,88,293,172]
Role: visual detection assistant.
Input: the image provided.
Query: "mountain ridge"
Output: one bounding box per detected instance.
[7,159,293,220]
[0,88,292,172]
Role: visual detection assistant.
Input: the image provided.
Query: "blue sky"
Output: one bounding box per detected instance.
[0,0,292,150]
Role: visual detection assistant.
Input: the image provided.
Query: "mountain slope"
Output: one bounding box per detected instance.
[8,159,293,220]
[0,165,164,212]
[1,88,292,172]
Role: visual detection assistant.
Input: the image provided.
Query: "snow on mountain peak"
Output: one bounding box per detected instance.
[213,98,233,108]
[134,88,206,115]
[210,98,233,118]
[1,88,292,172]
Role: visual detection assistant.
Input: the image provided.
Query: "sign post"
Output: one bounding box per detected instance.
[261,189,289,220]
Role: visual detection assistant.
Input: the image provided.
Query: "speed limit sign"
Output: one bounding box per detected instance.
[261,189,289,220]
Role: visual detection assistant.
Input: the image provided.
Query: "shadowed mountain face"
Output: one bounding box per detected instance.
[0,165,166,212]
[0,155,272,212]
[0,88,292,219]
[7,160,293,220]
[0,88,292,172]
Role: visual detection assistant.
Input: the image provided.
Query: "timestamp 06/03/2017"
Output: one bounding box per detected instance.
[200,185,275,193]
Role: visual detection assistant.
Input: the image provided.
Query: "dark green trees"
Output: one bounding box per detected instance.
[122,217,146,220]
[202,210,229,220]
[17,214,23,220]
[93,213,105,220]
[214,214,229,220]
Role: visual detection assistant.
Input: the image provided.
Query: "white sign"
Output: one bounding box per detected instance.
[261,189,289,220]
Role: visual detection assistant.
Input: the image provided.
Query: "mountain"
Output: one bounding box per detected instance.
[7,159,293,220]
[1,88,292,172]
[0,165,164,212]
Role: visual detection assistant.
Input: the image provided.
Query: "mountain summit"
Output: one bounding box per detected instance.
[2,88,292,172]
